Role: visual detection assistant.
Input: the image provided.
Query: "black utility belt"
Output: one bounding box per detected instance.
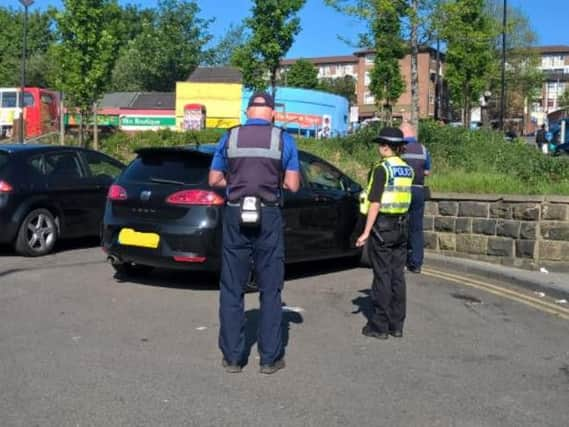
[377,214,407,223]
[227,196,279,228]
[227,200,280,208]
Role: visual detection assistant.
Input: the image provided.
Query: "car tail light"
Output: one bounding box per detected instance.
[0,180,13,193]
[107,184,128,201]
[166,190,224,206]
[173,256,207,263]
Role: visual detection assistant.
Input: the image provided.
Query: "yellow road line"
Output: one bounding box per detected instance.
[422,268,569,321]
[424,268,569,314]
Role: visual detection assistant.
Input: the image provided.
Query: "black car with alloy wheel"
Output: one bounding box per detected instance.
[0,144,125,256]
[101,145,364,276]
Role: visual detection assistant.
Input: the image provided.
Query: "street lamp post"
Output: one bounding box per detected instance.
[18,0,34,144]
[500,0,507,131]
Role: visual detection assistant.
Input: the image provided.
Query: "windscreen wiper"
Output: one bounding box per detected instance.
[149,177,186,185]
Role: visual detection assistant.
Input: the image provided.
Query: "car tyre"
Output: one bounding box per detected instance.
[112,262,155,277]
[15,208,58,257]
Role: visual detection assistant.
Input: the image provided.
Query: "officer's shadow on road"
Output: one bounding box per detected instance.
[243,302,304,364]
[351,289,373,324]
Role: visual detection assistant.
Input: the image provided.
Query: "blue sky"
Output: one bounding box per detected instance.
[22,0,569,58]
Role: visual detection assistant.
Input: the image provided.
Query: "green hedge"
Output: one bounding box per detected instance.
[94,123,569,195]
[100,128,224,162]
[297,122,569,195]
[419,122,569,194]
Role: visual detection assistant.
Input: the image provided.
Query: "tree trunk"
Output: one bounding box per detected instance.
[93,102,99,151]
[59,92,65,146]
[79,111,85,148]
[410,0,420,127]
[270,69,277,104]
[462,84,471,126]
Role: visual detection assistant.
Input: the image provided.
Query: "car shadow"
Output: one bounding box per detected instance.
[0,236,101,257]
[113,269,220,291]
[284,256,362,281]
[54,236,102,253]
[243,303,304,365]
[115,256,362,291]
[351,289,373,325]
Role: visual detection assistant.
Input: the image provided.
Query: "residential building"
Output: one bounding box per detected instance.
[280,47,446,122]
[535,45,569,114]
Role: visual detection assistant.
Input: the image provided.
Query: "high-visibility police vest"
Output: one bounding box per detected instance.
[359,156,414,215]
[225,124,283,203]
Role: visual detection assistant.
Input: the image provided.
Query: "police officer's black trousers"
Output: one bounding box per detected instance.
[367,215,408,334]
[219,206,285,366]
[407,186,425,269]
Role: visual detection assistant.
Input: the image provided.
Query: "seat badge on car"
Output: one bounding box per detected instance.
[140,190,152,201]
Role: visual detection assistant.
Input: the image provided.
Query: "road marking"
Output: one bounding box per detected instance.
[422,268,569,321]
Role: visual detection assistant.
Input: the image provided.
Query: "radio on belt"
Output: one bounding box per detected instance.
[240,196,261,227]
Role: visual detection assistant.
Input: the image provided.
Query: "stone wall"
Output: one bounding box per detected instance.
[424,193,569,271]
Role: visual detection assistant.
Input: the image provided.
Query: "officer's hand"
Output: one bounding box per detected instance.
[356,232,369,247]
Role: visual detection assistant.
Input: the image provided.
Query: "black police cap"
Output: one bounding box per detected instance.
[373,127,405,145]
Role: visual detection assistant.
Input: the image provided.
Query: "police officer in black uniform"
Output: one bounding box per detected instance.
[209,92,300,374]
[356,127,414,339]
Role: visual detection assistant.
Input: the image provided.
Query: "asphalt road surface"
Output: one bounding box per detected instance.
[1,241,568,427]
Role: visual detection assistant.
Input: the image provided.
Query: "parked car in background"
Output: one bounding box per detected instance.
[0,145,125,256]
[102,145,364,276]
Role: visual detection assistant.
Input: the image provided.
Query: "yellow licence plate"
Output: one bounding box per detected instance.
[118,228,160,249]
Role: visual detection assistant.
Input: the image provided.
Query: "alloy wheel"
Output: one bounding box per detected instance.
[25,212,56,253]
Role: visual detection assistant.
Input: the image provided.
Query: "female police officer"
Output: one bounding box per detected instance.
[356,127,414,339]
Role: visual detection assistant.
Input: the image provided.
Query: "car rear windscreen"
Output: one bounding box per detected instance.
[122,153,211,184]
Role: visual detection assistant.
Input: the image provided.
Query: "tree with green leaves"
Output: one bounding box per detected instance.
[407,0,420,127]
[325,0,406,122]
[204,23,248,67]
[368,1,406,122]
[438,0,496,125]
[110,0,212,92]
[234,0,306,99]
[318,75,357,104]
[282,58,319,89]
[52,0,122,146]
[0,7,56,87]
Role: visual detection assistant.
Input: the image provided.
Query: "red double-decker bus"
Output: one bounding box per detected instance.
[0,87,60,139]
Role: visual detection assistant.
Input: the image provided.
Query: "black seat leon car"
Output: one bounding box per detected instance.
[0,144,125,256]
[102,145,364,276]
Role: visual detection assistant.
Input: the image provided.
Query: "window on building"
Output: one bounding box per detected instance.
[365,54,375,64]
[553,55,565,67]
